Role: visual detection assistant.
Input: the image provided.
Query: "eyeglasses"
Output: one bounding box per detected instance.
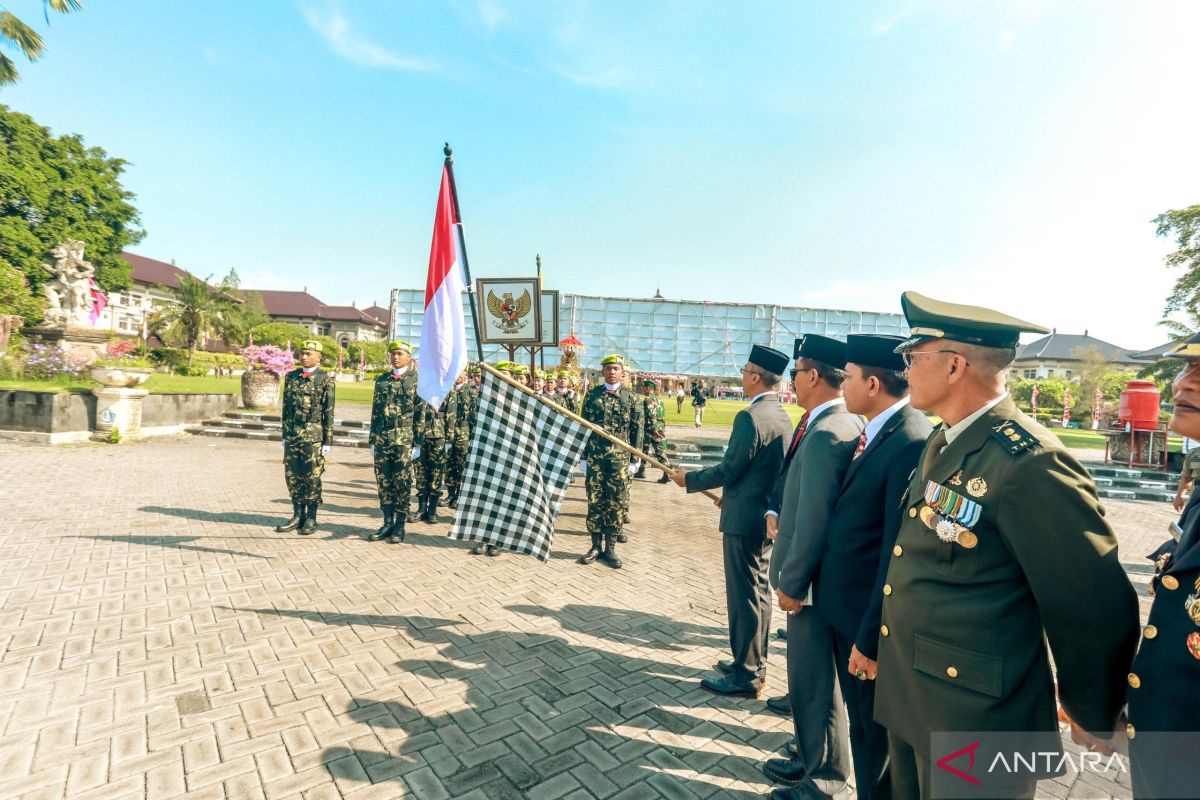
[790,367,815,379]
[900,350,963,368]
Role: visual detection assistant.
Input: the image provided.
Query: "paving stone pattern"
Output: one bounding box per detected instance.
[0,431,1167,799]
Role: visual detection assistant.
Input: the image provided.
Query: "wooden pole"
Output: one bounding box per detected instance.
[478,362,719,502]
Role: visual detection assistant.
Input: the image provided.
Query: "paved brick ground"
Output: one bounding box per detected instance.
[0,431,1168,799]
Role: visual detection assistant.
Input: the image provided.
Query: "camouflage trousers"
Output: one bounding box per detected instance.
[445,436,470,499]
[373,442,414,508]
[640,436,670,469]
[416,438,447,497]
[586,450,631,534]
[283,439,325,505]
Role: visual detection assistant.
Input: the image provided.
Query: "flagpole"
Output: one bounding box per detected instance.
[443,143,485,362]
[478,362,719,502]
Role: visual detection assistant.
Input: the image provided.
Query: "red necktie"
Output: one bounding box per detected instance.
[786,411,811,462]
[852,429,868,459]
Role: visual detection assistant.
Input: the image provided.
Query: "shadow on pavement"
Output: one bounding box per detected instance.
[504,604,728,652]
[228,606,780,798]
[75,534,271,560]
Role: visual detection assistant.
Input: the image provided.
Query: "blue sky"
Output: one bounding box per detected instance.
[5,0,1199,348]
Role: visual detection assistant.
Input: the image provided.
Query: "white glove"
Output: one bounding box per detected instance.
[369,445,375,457]
[444,442,452,453]
[322,445,332,456]
[580,461,588,477]
[412,446,421,460]
[627,462,639,476]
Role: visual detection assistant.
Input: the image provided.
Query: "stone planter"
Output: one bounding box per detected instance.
[89,365,152,388]
[241,368,281,409]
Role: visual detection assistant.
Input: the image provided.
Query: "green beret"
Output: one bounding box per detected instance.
[600,354,625,367]
[641,379,657,387]
[511,364,529,375]
[494,361,512,371]
[556,370,571,378]
[466,363,480,374]
[895,291,1049,352]
[387,340,412,353]
[300,340,323,354]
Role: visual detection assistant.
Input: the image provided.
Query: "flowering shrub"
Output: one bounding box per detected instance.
[242,345,294,376]
[23,343,89,380]
[105,340,136,358]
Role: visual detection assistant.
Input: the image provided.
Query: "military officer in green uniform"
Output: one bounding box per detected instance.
[443,370,472,511]
[1119,332,1200,799]
[636,379,672,483]
[275,340,336,536]
[367,340,425,544]
[875,292,1139,799]
[578,354,643,568]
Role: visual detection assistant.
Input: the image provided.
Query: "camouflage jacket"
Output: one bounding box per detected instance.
[460,384,480,431]
[442,387,472,441]
[369,369,425,447]
[581,385,643,459]
[554,388,579,415]
[282,368,336,445]
[642,394,667,440]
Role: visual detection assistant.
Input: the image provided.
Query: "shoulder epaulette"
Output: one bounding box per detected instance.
[989,419,1038,455]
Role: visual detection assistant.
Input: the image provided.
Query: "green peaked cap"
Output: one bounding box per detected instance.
[895,291,1049,352]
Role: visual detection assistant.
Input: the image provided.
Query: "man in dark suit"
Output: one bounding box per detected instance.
[766,334,929,800]
[876,292,1138,799]
[765,335,863,798]
[669,344,793,698]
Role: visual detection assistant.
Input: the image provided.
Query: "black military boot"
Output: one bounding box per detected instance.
[386,516,406,544]
[369,507,393,541]
[578,534,602,564]
[656,472,671,484]
[275,502,303,532]
[634,464,646,479]
[299,503,318,535]
[469,542,486,555]
[406,497,421,523]
[600,534,622,569]
[446,488,458,510]
[421,493,437,523]
[615,531,628,543]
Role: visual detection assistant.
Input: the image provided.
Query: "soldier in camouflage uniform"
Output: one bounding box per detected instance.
[463,363,481,435]
[636,379,672,483]
[415,394,449,523]
[275,340,335,536]
[554,370,579,414]
[368,340,424,544]
[579,354,643,568]
[443,371,472,511]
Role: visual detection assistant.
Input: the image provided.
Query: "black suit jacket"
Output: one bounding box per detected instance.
[685,395,792,538]
[813,403,931,659]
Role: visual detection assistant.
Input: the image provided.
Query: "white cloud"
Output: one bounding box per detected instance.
[301,4,438,72]
[870,1,919,35]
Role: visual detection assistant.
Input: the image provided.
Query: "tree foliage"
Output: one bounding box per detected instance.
[0,257,42,321]
[248,322,339,368]
[1157,204,1200,317]
[0,1,81,86]
[0,105,143,303]
[347,340,388,369]
[150,275,244,366]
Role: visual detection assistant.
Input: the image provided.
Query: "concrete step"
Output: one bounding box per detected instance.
[187,426,370,448]
[220,411,369,430]
[1093,477,1173,492]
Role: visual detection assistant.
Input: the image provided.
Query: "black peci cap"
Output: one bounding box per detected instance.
[748,344,790,375]
[796,334,848,370]
[846,334,908,372]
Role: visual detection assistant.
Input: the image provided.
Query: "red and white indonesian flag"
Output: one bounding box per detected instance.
[417,165,469,410]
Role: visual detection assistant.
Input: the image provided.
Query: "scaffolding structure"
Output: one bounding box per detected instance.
[389,290,907,377]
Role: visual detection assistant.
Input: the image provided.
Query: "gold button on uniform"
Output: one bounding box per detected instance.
[1126,723,1136,739]
[1143,625,1158,639]
[908,507,917,518]
[880,625,890,637]
[1128,673,1141,689]
[1162,575,1179,591]
[946,666,959,678]
[883,584,892,596]
[893,545,903,557]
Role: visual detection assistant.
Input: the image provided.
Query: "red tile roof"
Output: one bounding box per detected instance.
[253,291,385,327]
[122,252,192,289]
[362,305,390,325]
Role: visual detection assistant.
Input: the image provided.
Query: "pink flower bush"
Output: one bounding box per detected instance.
[242,345,294,376]
[105,340,136,359]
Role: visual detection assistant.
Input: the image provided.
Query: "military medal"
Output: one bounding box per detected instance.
[1188,631,1200,660]
[1187,577,1200,626]
[966,477,987,498]
[956,530,978,549]
[948,470,963,486]
[921,481,982,548]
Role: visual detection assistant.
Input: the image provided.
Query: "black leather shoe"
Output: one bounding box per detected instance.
[775,627,787,641]
[485,545,501,557]
[765,695,792,717]
[699,675,762,699]
[656,473,671,484]
[763,756,806,787]
[369,508,394,542]
[780,740,799,759]
[469,542,486,555]
[715,659,734,675]
[769,788,804,800]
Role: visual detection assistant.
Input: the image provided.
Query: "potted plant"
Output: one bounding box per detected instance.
[89,340,155,388]
[240,345,293,409]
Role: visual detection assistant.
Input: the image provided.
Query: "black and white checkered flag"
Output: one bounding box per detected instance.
[449,371,590,561]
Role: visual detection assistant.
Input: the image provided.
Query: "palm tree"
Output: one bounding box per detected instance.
[1137,313,1200,385]
[154,274,243,367]
[0,1,82,87]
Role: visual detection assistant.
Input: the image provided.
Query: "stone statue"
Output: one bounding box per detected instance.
[41,240,96,327]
